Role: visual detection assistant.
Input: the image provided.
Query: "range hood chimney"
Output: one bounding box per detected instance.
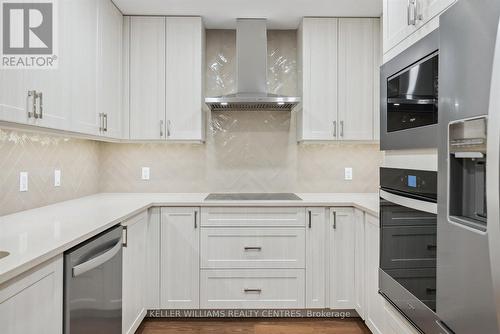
[205,19,301,112]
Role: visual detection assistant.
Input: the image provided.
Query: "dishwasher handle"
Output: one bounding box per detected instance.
[72,236,122,277]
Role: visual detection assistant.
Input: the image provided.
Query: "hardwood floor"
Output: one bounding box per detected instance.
[136,318,372,334]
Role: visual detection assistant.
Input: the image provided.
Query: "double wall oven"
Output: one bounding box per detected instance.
[381,30,439,150]
[379,168,449,334]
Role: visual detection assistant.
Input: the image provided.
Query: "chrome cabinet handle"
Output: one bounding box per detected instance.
[99,113,104,132]
[244,289,262,293]
[244,247,262,251]
[167,120,171,138]
[37,92,43,119]
[340,121,344,138]
[408,0,417,26]
[308,210,312,228]
[333,121,337,138]
[194,210,198,229]
[160,120,164,138]
[103,113,108,132]
[415,0,423,21]
[122,226,128,247]
[27,90,37,118]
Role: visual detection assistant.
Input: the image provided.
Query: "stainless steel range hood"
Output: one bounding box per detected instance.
[205,19,301,112]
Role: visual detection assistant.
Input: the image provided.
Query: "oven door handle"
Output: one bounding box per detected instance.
[380,189,437,214]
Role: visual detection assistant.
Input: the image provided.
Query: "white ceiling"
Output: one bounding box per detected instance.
[113,0,382,29]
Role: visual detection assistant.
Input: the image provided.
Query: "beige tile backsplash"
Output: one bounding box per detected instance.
[99,112,382,193]
[0,129,101,216]
[0,30,382,216]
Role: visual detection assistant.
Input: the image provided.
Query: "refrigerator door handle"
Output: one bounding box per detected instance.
[380,189,437,214]
[487,18,500,327]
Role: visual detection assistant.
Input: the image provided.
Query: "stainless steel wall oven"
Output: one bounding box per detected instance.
[379,167,450,334]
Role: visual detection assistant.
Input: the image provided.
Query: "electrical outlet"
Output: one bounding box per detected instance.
[141,167,150,180]
[344,167,353,181]
[19,172,28,192]
[54,169,61,187]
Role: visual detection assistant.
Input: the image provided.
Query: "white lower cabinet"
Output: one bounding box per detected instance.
[201,227,305,269]
[200,269,305,309]
[0,255,63,334]
[305,208,327,308]
[364,213,386,334]
[122,211,148,334]
[160,207,200,309]
[328,208,355,309]
[354,209,366,318]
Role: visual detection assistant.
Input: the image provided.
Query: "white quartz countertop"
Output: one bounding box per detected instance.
[0,192,379,285]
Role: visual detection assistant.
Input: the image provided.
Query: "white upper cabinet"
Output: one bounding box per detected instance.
[97,0,123,138]
[128,16,166,140]
[338,18,379,140]
[127,16,205,141]
[67,0,100,135]
[0,64,28,124]
[383,0,456,57]
[165,17,204,141]
[298,18,338,141]
[298,17,380,142]
[338,18,379,141]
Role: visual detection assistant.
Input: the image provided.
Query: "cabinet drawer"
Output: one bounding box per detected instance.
[201,228,305,269]
[200,269,305,309]
[201,207,306,227]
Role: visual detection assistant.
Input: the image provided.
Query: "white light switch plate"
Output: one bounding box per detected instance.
[141,167,150,180]
[54,169,61,187]
[19,172,28,192]
[344,167,353,181]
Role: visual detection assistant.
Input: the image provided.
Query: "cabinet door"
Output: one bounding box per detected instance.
[23,0,72,130]
[0,255,63,334]
[329,208,355,309]
[165,17,204,141]
[383,0,416,53]
[129,17,166,140]
[338,18,378,141]
[161,207,200,309]
[0,70,27,124]
[67,0,100,135]
[354,209,366,318]
[122,212,147,334]
[299,18,338,140]
[420,0,456,25]
[97,0,123,138]
[305,208,327,308]
[364,214,386,334]
[146,208,161,310]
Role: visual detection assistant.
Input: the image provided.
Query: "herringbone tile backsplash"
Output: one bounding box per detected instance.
[0,129,100,216]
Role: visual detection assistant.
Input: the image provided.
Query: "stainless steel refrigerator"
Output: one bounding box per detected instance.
[439,0,500,333]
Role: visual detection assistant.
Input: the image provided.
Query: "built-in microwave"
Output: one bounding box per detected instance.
[381,29,439,150]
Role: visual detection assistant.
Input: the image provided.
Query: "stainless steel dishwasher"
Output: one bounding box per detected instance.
[64,225,123,334]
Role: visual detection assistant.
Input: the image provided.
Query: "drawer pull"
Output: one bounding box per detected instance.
[244,288,262,294]
[244,247,262,251]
